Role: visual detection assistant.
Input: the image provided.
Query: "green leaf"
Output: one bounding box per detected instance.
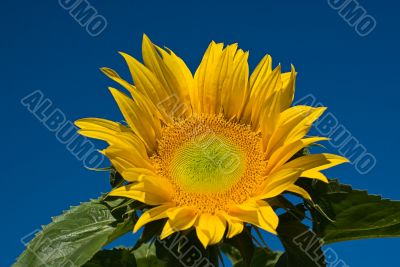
[308,179,400,243]
[276,212,325,267]
[134,243,167,266]
[226,246,281,267]
[247,249,281,267]
[13,198,135,267]
[222,229,255,266]
[85,245,169,267]
[84,248,136,267]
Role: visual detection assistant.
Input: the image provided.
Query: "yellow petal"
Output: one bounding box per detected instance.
[101,146,154,173]
[101,154,132,174]
[119,51,170,107]
[301,170,329,182]
[121,168,158,182]
[159,221,176,240]
[229,199,278,235]
[209,43,239,115]
[242,54,273,124]
[142,36,191,105]
[193,42,250,117]
[267,137,329,173]
[101,67,137,96]
[218,211,244,239]
[109,176,173,205]
[154,46,193,116]
[75,117,155,170]
[256,168,302,199]
[279,153,349,182]
[109,88,160,152]
[142,35,193,119]
[266,106,326,156]
[101,67,173,124]
[278,65,296,111]
[286,184,312,200]
[284,108,326,145]
[250,65,282,128]
[249,54,273,96]
[160,207,198,239]
[193,41,224,114]
[134,203,175,232]
[75,117,122,132]
[225,51,250,120]
[260,90,282,149]
[76,118,145,151]
[142,35,174,94]
[195,213,226,248]
[157,46,193,104]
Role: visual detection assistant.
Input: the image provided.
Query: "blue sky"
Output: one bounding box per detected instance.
[2,0,399,266]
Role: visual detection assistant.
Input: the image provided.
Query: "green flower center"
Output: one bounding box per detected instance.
[170,134,246,193]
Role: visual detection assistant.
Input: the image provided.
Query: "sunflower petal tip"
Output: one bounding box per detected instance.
[100,67,111,73]
[108,87,119,94]
[320,177,329,183]
[118,51,129,58]
[199,240,209,249]
[343,157,351,163]
[74,120,82,127]
[160,226,174,241]
[142,34,153,44]
[133,224,141,233]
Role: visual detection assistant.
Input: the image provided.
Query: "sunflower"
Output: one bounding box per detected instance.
[75,35,348,248]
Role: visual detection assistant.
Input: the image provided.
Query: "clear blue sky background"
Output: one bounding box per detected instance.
[2,0,399,266]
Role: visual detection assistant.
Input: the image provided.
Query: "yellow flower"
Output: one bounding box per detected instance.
[75,35,348,248]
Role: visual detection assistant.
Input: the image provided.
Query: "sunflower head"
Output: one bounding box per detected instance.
[75,35,348,248]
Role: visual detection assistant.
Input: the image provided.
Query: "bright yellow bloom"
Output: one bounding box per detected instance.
[75,35,348,248]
